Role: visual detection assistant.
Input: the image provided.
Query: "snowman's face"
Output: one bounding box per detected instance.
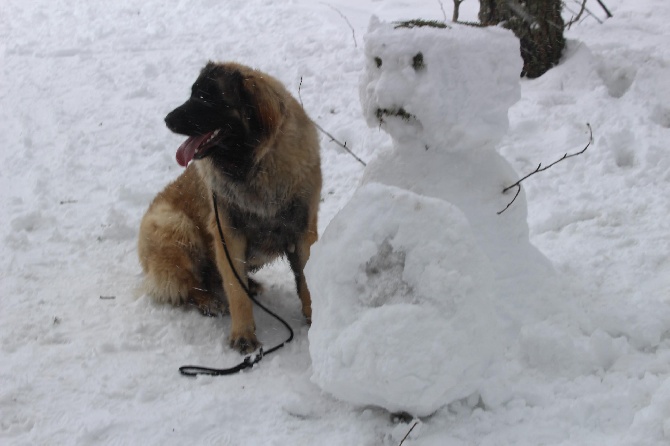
[359,19,522,149]
[361,42,433,142]
[371,51,424,126]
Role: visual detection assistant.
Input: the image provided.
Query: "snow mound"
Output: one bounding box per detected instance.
[307,18,568,417]
[306,183,501,417]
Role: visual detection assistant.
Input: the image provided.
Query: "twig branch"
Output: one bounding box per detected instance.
[497,123,593,215]
[576,0,604,24]
[564,0,603,25]
[437,0,447,22]
[398,421,419,446]
[564,0,587,29]
[298,77,367,167]
[322,3,357,48]
[314,122,367,166]
[595,0,613,18]
[503,123,592,193]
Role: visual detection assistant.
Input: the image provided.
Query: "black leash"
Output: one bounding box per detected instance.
[178,192,294,377]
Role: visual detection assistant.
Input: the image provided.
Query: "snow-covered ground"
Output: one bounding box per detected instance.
[2,0,670,444]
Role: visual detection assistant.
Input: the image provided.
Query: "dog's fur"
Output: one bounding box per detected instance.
[138,62,321,353]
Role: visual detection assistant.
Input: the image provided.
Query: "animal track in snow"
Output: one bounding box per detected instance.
[650,105,670,129]
[596,61,636,99]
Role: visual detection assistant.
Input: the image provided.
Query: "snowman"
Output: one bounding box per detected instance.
[306,18,557,417]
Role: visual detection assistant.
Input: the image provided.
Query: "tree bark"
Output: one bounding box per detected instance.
[478,0,565,78]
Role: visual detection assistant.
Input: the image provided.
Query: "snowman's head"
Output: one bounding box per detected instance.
[360,17,523,150]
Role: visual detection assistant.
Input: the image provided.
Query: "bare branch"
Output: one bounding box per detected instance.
[437,0,447,22]
[314,122,367,166]
[564,0,587,29]
[298,77,367,167]
[502,123,592,193]
[575,0,604,24]
[595,0,613,18]
[398,421,419,446]
[497,185,522,215]
[498,123,593,215]
[564,0,603,25]
[322,3,357,48]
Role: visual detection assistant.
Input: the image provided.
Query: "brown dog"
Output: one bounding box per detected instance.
[138,62,321,353]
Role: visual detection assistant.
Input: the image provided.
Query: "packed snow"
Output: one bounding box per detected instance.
[2,0,670,445]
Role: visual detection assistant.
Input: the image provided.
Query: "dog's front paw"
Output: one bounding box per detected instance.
[188,295,228,317]
[229,332,261,354]
[196,300,229,317]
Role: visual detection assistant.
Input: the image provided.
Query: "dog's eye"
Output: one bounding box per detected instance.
[374,57,382,68]
[195,90,211,101]
[192,82,218,103]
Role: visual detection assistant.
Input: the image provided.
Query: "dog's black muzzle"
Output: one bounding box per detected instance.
[164,99,220,136]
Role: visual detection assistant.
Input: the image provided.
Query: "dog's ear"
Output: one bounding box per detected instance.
[202,61,217,73]
[241,74,285,143]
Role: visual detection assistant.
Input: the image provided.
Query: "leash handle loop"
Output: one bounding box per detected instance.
[179,348,264,377]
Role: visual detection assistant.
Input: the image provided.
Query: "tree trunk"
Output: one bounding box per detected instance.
[478,0,565,78]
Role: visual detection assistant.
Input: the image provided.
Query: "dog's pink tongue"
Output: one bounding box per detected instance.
[175,133,212,167]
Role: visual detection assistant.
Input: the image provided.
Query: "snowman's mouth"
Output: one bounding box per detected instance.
[375,107,419,124]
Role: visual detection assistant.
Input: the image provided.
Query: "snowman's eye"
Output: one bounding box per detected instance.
[374,57,382,68]
[412,52,424,71]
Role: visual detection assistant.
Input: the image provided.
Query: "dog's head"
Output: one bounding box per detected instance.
[165,62,285,180]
